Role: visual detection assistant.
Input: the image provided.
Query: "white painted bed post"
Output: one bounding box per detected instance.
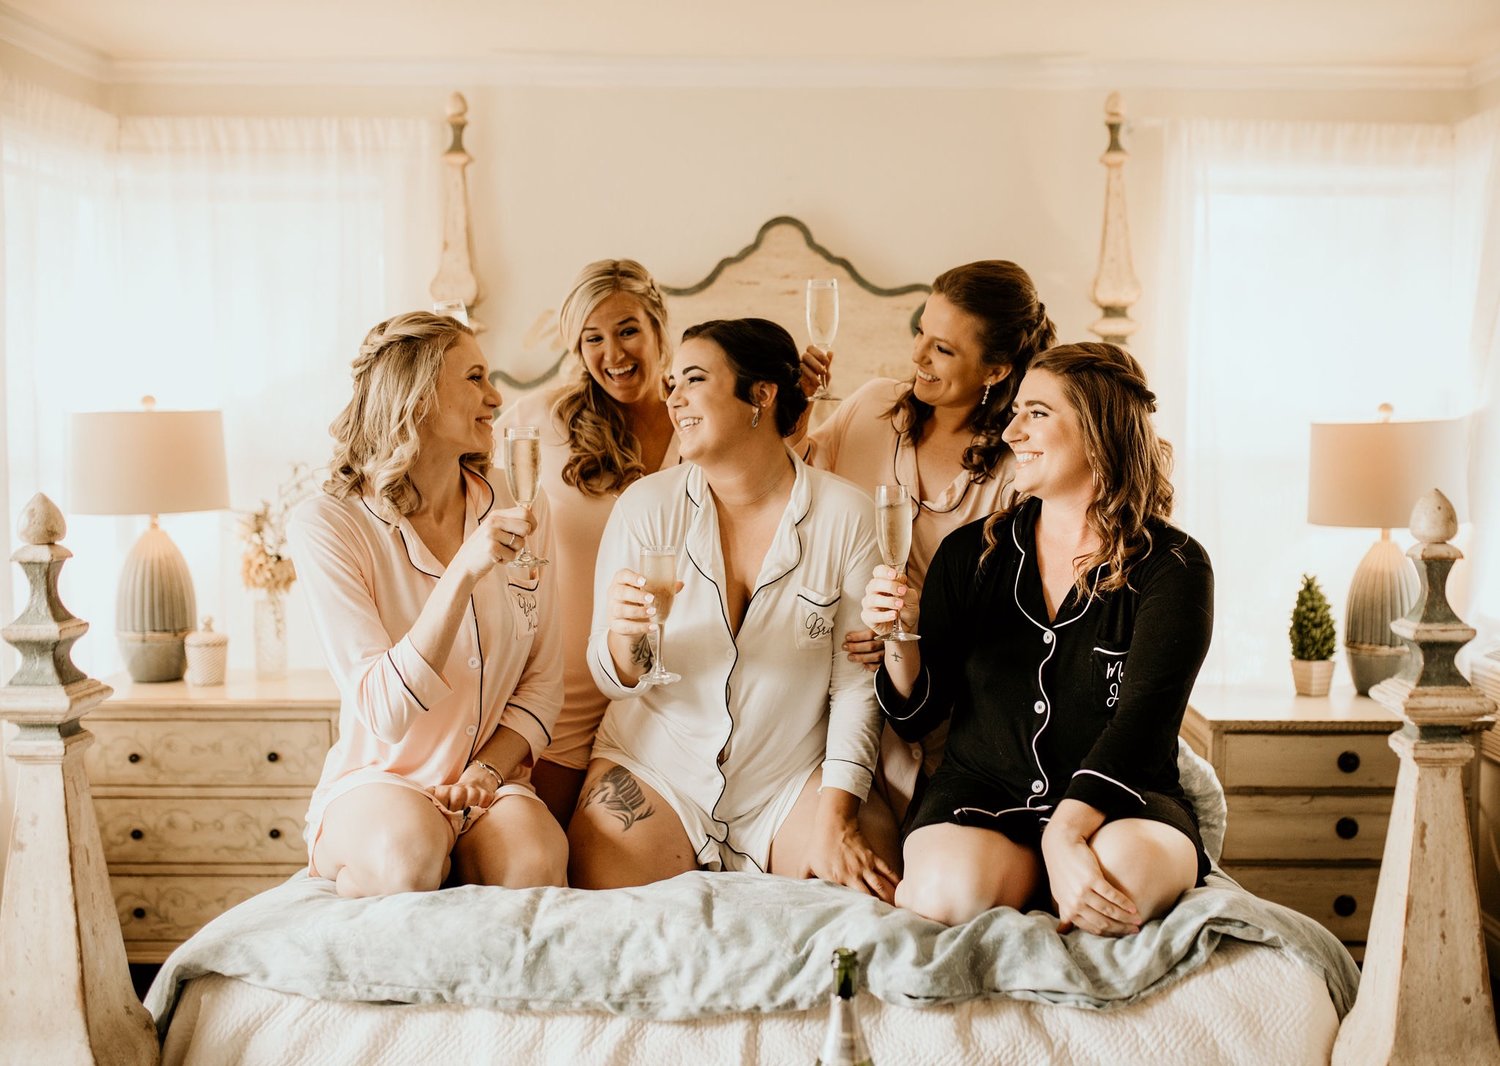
[430,91,484,334]
[0,494,158,1065]
[1089,92,1142,346]
[1331,490,1500,1064]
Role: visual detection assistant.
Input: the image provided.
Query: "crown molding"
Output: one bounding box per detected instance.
[0,5,110,82]
[1471,50,1500,91]
[0,5,1487,97]
[96,54,1482,93]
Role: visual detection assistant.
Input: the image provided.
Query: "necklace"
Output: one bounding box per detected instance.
[717,461,791,509]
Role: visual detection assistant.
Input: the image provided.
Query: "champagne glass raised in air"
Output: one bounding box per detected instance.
[504,426,548,568]
[874,484,919,642]
[805,278,839,400]
[638,544,681,685]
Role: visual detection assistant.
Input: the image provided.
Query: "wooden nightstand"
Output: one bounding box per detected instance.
[84,671,338,963]
[1183,684,1405,959]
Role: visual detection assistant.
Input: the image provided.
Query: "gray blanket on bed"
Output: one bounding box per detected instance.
[145,868,1358,1035]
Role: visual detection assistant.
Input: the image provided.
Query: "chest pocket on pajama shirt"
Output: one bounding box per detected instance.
[507,574,540,639]
[1092,645,1128,711]
[794,586,839,652]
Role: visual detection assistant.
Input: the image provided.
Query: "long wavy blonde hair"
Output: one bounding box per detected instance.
[981,342,1175,596]
[551,259,671,498]
[323,311,485,516]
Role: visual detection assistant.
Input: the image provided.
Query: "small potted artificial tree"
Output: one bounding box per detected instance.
[1289,573,1337,696]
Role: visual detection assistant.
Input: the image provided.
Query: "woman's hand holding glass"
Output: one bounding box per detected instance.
[798,344,833,399]
[605,563,684,686]
[454,508,535,582]
[859,564,918,638]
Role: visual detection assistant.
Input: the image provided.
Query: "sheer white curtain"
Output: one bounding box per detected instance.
[2,99,442,685]
[1455,106,1500,655]
[1150,118,1486,686]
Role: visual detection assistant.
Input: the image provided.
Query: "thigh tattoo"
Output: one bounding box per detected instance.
[583,765,656,830]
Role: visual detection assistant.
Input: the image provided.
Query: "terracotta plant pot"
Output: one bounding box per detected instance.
[1291,658,1335,697]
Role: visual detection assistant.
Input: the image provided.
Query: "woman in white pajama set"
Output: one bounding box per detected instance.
[568,317,902,900]
[289,312,568,899]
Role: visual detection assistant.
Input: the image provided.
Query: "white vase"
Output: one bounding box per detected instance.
[1291,658,1334,697]
[254,591,288,680]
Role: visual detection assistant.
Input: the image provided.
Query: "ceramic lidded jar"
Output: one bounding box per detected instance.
[184,616,229,686]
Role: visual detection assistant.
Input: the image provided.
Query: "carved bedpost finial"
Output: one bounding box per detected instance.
[1331,488,1499,1064]
[1,495,159,1063]
[431,90,484,334]
[1089,92,1142,347]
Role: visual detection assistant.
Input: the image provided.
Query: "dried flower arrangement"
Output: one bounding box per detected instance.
[239,462,320,596]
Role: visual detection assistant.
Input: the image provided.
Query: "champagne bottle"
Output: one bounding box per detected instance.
[814,947,873,1066]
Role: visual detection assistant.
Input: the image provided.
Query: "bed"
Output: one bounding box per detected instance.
[2,94,1496,1066]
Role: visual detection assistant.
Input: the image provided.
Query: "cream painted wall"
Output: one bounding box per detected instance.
[99,76,1481,395]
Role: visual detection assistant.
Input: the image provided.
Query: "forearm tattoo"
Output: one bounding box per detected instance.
[630,635,652,668]
[582,765,656,830]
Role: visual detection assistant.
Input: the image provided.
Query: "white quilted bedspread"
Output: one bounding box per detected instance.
[163,939,1337,1066]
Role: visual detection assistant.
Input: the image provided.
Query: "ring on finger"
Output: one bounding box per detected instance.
[506,532,517,549]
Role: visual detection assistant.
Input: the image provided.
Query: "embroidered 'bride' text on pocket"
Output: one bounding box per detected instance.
[794,586,839,651]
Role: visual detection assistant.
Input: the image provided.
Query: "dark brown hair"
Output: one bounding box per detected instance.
[679,318,808,436]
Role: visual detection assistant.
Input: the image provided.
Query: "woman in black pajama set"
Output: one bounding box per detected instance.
[862,342,1213,936]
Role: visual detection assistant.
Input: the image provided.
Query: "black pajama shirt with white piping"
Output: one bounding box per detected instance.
[876,497,1215,878]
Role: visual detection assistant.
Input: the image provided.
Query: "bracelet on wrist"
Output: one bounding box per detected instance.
[469,759,504,791]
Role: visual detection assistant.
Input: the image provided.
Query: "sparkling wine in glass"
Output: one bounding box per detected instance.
[805,279,839,400]
[875,484,919,642]
[433,299,470,326]
[638,544,681,685]
[504,426,548,568]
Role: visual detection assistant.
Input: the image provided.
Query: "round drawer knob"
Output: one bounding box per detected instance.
[1335,817,1360,840]
[266,752,280,763]
[129,828,144,841]
[1333,895,1358,917]
[132,907,147,920]
[268,828,282,840]
[127,753,142,764]
[1337,751,1360,774]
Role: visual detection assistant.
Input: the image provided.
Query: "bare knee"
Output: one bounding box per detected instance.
[341,838,449,897]
[501,816,569,888]
[895,860,1031,926]
[1092,822,1197,921]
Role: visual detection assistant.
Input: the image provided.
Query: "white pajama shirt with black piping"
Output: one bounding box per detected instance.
[288,467,563,858]
[588,451,883,873]
[878,497,1215,876]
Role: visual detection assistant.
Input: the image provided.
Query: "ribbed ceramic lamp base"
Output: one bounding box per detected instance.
[115,522,196,683]
[1344,535,1418,696]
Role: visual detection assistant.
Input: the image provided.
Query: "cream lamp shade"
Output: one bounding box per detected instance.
[68,402,230,682]
[1307,410,1469,695]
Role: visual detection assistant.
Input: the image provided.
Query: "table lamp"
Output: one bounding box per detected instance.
[68,398,230,682]
[1307,405,1468,694]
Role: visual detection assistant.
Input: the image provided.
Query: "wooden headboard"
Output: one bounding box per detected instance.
[486,215,932,403]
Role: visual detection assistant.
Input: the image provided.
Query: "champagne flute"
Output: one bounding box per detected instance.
[805,279,839,400]
[638,545,681,685]
[433,299,470,326]
[504,426,548,568]
[874,484,919,642]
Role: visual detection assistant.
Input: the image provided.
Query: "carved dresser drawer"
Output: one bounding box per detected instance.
[1183,684,1404,960]
[87,671,339,963]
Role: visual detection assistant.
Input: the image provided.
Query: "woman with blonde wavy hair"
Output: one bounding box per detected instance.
[497,259,679,825]
[289,311,567,898]
[861,342,1214,933]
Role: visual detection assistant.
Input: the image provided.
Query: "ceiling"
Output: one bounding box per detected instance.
[5,0,1500,75]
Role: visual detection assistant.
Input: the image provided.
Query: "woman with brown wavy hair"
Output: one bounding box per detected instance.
[861,342,1214,934]
[800,260,1056,820]
[496,259,679,825]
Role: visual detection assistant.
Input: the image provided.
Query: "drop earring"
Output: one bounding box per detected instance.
[751,405,762,429]
[981,382,992,405]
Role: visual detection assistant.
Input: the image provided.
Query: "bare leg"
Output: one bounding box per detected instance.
[451,793,569,888]
[531,758,587,830]
[895,823,1041,925]
[768,770,903,888]
[567,759,697,889]
[1089,819,1198,923]
[312,784,454,899]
